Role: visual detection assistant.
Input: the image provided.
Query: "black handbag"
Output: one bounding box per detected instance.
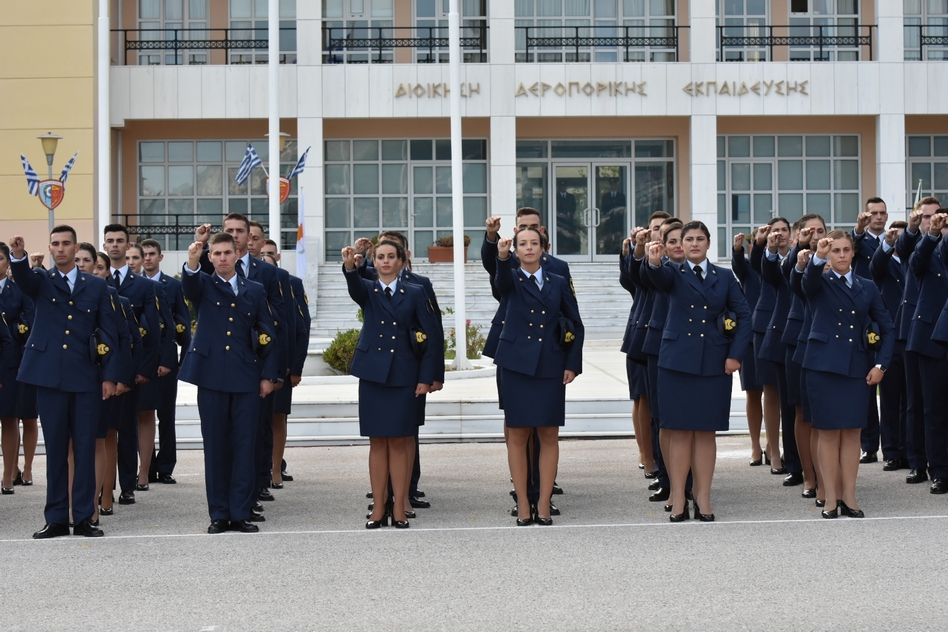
[866,322,881,351]
[718,310,738,339]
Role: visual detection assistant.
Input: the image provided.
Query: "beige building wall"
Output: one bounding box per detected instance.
[0,1,97,249]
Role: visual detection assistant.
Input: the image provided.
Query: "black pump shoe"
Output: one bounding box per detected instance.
[839,499,865,518]
[669,505,690,523]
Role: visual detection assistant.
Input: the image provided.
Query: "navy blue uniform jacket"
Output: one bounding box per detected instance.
[493,257,583,379]
[154,271,191,363]
[643,260,751,376]
[109,270,161,379]
[0,279,34,369]
[800,260,894,378]
[906,234,948,360]
[345,268,439,387]
[178,268,280,391]
[11,260,122,390]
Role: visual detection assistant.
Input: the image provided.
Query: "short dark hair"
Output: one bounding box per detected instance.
[865,197,887,210]
[680,220,711,241]
[919,196,941,208]
[209,232,236,249]
[661,221,683,243]
[890,221,909,230]
[0,242,9,260]
[78,242,98,261]
[51,225,78,243]
[248,220,265,233]
[378,231,408,249]
[140,238,162,254]
[103,223,129,240]
[794,213,826,232]
[264,239,278,248]
[375,239,406,262]
[516,207,541,219]
[223,213,250,231]
[649,211,671,223]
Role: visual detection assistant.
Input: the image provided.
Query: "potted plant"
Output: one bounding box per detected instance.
[427,234,471,263]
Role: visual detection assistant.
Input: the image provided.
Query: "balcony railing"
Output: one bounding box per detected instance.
[322,25,488,64]
[905,23,948,60]
[717,24,875,62]
[116,213,297,250]
[113,28,297,66]
[515,25,685,63]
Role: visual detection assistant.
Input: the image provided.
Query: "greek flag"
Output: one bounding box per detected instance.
[59,151,79,186]
[235,144,262,185]
[20,155,40,196]
[287,146,310,180]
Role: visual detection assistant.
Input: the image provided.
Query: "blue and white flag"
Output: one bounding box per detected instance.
[20,155,40,196]
[235,143,262,185]
[287,146,310,180]
[59,151,79,186]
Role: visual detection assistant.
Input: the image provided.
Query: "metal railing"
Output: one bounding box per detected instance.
[112,28,297,66]
[717,24,875,61]
[322,24,488,64]
[905,23,948,60]
[515,25,685,62]
[116,213,296,250]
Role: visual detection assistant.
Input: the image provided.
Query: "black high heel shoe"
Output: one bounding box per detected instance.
[13,470,23,486]
[393,518,410,529]
[693,502,715,522]
[365,514,390,529]
[764,452,771,466]
[669,505,690,522]
[749,456,763,467]
[801,488,817,498]
[839,499,865,518]
[815,499,826,508]
[821,503,839,519]
[516,514,533,526]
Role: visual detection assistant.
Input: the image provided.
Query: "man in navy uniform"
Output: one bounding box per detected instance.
[141,238,191,484]
[103,224,167,506]
[9,228,120,538]
[194,214,288,504]
[180,233,280,533]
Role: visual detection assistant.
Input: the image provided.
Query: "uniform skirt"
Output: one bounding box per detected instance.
[358,380,418,438]
[496,369,504,411]
[138,378,161,411]
[627,356,648,401]
[646,355,660,422]
[805,369,869,430]
[657,367,731,432]
[16,381,37,419]
[501,368,566,428]
[274,379,293,415]
[738,346,763,392]
[753,332,778,385]
[0,367,18,417]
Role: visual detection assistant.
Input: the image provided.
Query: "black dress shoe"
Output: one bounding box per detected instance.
[118,491,135,505]
[535,516,553,526]
[839,500,865,518]
[251,506,265,517]
[549,502,560,516]
[409,496,431,509]
[403,510,416,519]
[821,506,839,519]
[859,451,878,464]
[815,499,826,508]
[770,467,787,475]
[510,504,519,517]
[270,480,283,490]
[253,501,264,512]
[907,469,929,484]
[669,505,690,522]
[157,473,176,484]
[644,471,657,479]
[73,518,104,537]
[366,491,373,499]
[393,519,410,529]
[647,480,661,491]
[1,488,13,495]
[638,462,645,470]
[552,483,564,495]
[783,472,804,486]
[135,483,149,491]
[516,516,533,526]
[258,488,275,501]
[414,489,425,498]
[664,504,673,512]
[248,512,266,522]
[366,516,388,529]
[148,471,160,483]
[882,459,902,471]
[801,488,817,498]
[231,520,259,533]
[649,487,670,502]
[99,507,114,516]
[281,470,293,482]
[207,519,230,534]
[931,479,948,494]
[33,523,70,539]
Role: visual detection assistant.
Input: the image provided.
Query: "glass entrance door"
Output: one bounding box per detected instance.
[552,163,629,261]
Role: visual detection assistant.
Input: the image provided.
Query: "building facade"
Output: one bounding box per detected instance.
[5,1,948,278]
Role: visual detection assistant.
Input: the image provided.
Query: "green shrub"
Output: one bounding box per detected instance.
[324,328,361,374]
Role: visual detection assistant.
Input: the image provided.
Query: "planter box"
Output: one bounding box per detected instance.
[427,245,468,263]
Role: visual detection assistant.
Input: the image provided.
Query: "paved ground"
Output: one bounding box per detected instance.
[1,437,946,631]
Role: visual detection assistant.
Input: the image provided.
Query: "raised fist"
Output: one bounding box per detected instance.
[733,233,745,252]
[497,236,513,258]
[9,235,25,259]
[855,211,871,232]
[29,253,45,269]
[885,226,899,246]
[485,216,501,237]
[797,248,811,270]
[755,225,771,244]
[195,223,212,244]
[815,237,833,259]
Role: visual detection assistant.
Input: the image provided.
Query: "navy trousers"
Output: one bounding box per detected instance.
[117,386,140,493]
[878,352,907,462]
[151,366,180,476]
[198,389,259,521]
[37,387,100,525]
[861,384,882,455]
[904,351,928,471]
[917,355,948,480]
[255,392,276,491]
[775,364,802,474]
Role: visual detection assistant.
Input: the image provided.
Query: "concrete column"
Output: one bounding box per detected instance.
[296,117,323,307]
[296,0,323,65]
[690,115,718,251]
[877,114,908,219]
[488,0,515,64]
[874,0,904,63]
[688,0,716,62]
[490,116,517,231]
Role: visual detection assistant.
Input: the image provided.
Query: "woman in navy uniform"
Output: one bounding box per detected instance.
[644,221,751,522]
[494,228,583,526]
[731,232,765,466]
[342,240,439,529]
[800,232,894,518]
[0,241,36,491]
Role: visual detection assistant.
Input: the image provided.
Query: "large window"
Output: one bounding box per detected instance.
[136,140,300,250]
[322,0,395,63]
[514,0,676,62]
[415,0,488,63]
[907,136,948,209]
[717,0,768,61]
[137,0,209,65]
[905,0,948,61]
[717,135,861,259]
[787,0,860,61]
[229,0,297,64]
[324,139,489,262]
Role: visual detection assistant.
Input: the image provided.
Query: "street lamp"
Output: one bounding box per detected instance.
[265,131,290,154]
[38,133,62,232]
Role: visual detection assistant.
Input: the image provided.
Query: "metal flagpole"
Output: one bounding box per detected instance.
[268,0,280,250]
[448,0,470,370]
[97,0,110,235]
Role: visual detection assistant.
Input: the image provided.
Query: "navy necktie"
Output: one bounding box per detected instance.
[236,259,245,278]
